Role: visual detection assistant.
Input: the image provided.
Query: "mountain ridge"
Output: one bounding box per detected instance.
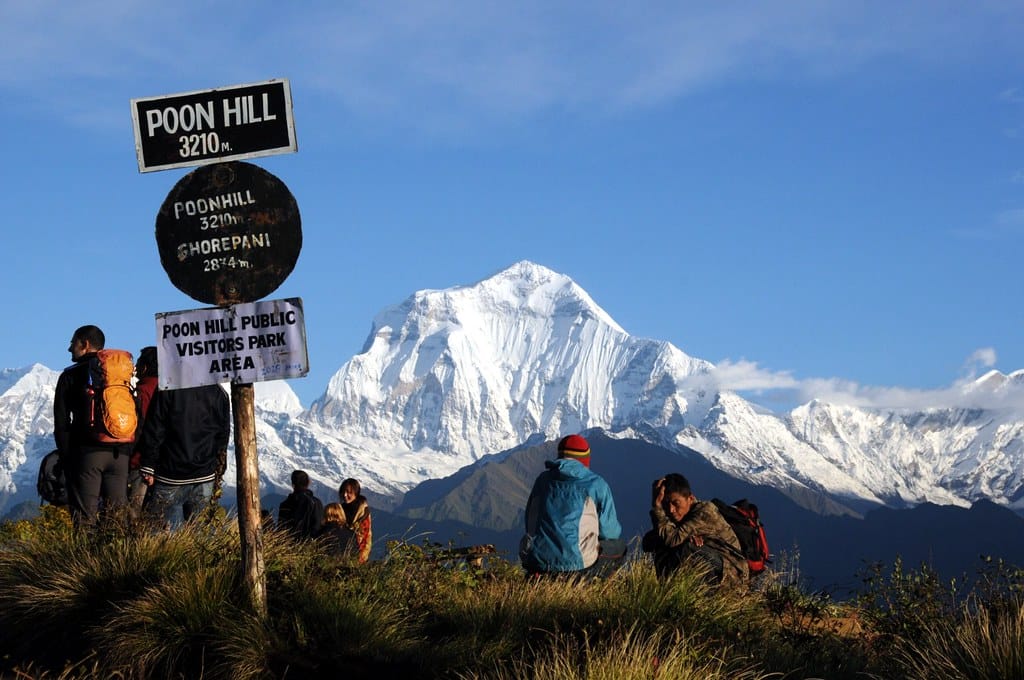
[0,261,1022,517]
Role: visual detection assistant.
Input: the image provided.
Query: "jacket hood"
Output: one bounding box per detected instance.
[544,458,592,480]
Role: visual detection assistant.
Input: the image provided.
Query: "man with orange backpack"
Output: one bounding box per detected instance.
[53,325,137,525]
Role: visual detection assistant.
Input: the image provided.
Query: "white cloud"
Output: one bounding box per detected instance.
[963,347,998,374]
[4,2,1024,132]
[698,349,1023,413]
[702,358,799,392]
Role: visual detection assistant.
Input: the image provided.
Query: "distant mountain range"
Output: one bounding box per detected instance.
[2,261,1023,586]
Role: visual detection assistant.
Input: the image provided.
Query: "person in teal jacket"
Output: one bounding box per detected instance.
[520,434,626,576]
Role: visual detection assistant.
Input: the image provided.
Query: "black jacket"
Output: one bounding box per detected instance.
[278,489,324,539]
[317,522,357,556]
[138,385,230,484]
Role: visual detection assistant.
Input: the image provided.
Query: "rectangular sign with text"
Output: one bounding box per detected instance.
[131,79,297,172]
[156,297,308,389]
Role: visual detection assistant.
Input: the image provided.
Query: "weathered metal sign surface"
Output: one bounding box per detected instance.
[155,161,301,306]
[131,79,296,173]
[156,298,309,389]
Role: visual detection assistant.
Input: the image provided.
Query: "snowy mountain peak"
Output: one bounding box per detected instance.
[972,370,1007,391]
[471,261,625,334]
[301,261,712,492]
[360,261,624,356]
[0,364,58,397]
[254,381,303,417]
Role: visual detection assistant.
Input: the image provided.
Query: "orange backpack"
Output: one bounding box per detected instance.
[85,349,138,444]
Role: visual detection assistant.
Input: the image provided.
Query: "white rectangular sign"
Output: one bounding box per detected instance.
[156,297,308,390]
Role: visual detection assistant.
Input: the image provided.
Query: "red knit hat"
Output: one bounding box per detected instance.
[557,434,591,467]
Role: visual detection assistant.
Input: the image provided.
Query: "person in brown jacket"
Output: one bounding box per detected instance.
[643,473,748,587]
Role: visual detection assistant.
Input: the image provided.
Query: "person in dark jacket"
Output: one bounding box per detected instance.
[138,383,230,527]
[278,469,324,539]
[127,346,158,516]
[53,325,131,525]
[317,502,357,557]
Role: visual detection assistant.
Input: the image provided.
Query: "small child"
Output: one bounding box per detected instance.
[317,502,358,558]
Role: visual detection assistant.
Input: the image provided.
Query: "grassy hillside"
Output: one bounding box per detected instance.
[1,507,1023,679]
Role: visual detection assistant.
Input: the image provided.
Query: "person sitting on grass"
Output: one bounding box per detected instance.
[339,478,372,563]
[642,473,748,587]
[317,502,358,558]
[519,434,626,577]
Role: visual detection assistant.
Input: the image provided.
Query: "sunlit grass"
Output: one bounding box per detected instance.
[895,598,1024,680]
[1,511,1022,679]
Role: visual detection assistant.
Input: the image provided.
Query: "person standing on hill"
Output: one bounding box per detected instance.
[519,434,626,576]
[339,478,372,563]
[53,325,132,525]
[278,469,324,539]
[127,346,158,516]
[643,473,749,587]
[138,383,230,527]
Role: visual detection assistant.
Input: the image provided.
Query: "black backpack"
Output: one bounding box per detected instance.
[711,498,770,575]
[37,450,68,506]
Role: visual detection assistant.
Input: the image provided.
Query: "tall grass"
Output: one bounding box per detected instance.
[895,598,1024,680]
[459,625,769,680]
[1,510,1021,679]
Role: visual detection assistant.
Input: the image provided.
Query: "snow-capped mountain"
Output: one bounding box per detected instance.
[1,261,1023,516]
[0,365,60,506]
[287,260,716,496]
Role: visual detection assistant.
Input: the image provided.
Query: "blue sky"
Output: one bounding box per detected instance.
[2,1,1023,411]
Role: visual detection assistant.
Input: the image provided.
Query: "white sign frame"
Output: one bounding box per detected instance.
[156,297,308,389]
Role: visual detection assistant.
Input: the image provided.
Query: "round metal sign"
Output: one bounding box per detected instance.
[156,161,302,305]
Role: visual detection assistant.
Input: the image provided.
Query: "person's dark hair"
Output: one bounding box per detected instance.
[73,325,105,350]
[136,346,158,377]
[291,470,310,489]
[662,473,692,498]
[339,478,361,498]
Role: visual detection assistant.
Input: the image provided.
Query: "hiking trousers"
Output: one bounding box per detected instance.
[66,448,129,525]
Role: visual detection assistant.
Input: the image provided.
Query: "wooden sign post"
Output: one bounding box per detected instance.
[151,297,310,617]
[150,152,302,617]
[231,382,265,616]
